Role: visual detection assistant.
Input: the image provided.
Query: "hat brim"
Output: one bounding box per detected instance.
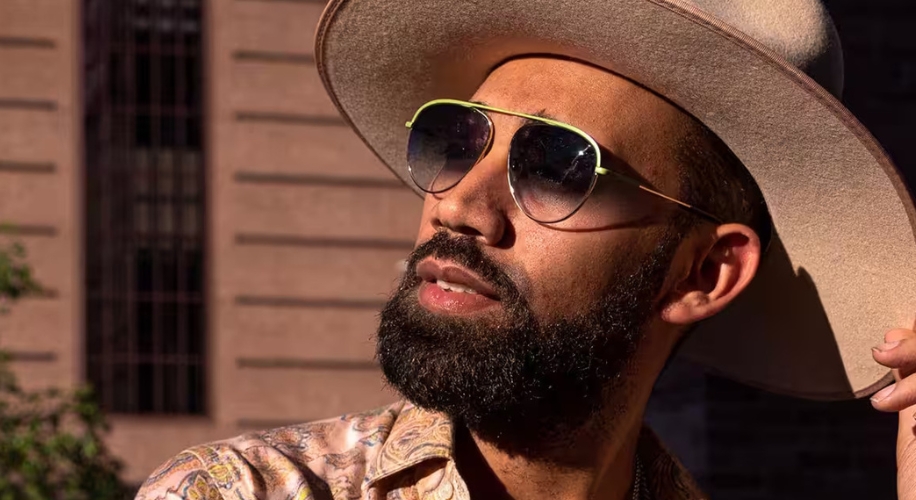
[315,0,916,399]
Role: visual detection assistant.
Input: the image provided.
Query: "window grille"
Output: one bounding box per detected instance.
[83,0,206,414]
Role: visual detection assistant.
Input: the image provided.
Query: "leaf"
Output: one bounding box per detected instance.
[0,238,125,499]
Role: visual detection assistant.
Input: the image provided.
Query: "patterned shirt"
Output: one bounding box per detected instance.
[136,401,706,499]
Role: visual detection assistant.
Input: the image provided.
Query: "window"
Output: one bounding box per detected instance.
[83,0,206,414]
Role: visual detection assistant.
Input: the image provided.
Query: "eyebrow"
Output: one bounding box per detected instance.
[469,100,562,123]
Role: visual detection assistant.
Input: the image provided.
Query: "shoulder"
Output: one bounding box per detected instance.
[135,402,406,500]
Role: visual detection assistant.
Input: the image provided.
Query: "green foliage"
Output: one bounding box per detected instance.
[0,242,41,311]
[0,238,127,499]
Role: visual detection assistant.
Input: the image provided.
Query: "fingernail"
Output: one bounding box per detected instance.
[873,340,902,353]
[872,383,896,403]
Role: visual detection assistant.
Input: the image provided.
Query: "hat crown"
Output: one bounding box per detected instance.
[686,0,844,97]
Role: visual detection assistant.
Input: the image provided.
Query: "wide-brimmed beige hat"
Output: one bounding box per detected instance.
[315,0,916,400]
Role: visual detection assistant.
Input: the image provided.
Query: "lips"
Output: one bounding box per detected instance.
[416,259,499,297]
[415,258,501,315]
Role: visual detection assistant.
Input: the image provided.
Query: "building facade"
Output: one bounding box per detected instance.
[0,0,913,497]
[1,0,420,484]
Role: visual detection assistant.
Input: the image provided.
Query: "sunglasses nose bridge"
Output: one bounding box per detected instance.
[472,135,516,194]
[430,146,515,245]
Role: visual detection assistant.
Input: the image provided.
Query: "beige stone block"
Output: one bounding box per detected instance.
[5,360,73,391]
[0,171,66,227]
[232,183,421,241]
[230,1,325,54]
[227,368,397,423]
[0,109,63,161]
[0,48,60,101]
[224,306,379,362]
[0,303,67,375]
[231,60,337,117]
[229,121,394,179]
[108,417,232,482]
[226,245,407,300]
[0,298,70,352]
[0,0,67,40]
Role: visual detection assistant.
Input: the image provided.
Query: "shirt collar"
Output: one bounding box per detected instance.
[365,402,455,486]
[364,402,706,499]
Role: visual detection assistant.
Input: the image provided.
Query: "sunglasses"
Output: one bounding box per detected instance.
[406,99,722,224]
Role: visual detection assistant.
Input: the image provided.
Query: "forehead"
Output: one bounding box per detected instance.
[471,56,695,188]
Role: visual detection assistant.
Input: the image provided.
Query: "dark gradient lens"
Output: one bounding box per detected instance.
[407,103,491,193]
[509,124,598,223]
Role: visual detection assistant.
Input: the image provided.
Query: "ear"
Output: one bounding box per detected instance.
[661,223,761,325]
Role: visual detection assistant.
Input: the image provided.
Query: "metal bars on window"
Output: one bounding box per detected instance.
[83,0,206,414]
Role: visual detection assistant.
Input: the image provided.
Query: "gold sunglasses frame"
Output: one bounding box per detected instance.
[406,99,723,224]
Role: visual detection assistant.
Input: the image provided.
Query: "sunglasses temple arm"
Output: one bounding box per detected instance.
[601,169,724,225]
[676,201,724,225]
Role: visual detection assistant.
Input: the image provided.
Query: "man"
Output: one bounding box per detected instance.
[137,0,916,498]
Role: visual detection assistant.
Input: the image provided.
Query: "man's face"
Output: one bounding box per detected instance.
[377,57,699,457]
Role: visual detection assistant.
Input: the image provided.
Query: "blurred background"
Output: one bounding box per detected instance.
[0,0,912,498]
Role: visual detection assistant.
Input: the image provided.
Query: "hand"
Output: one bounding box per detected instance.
[871,326,916,500]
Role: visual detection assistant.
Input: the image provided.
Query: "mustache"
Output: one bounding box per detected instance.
[404,231,522,303]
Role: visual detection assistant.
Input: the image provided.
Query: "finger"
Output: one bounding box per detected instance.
[871,368,916,413]
[887,328,916,344]
[873,330,916,378]
[884,328,916,342]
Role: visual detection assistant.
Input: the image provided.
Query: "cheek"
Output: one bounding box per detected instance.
[514,229,631,318]
[564,178,674,230]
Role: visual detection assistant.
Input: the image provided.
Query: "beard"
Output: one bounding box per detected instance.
[376,230,680,460]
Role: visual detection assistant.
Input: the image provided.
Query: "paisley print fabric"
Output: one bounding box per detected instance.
[135,401,706,499]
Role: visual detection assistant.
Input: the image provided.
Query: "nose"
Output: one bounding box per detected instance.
[429,147,514,247]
